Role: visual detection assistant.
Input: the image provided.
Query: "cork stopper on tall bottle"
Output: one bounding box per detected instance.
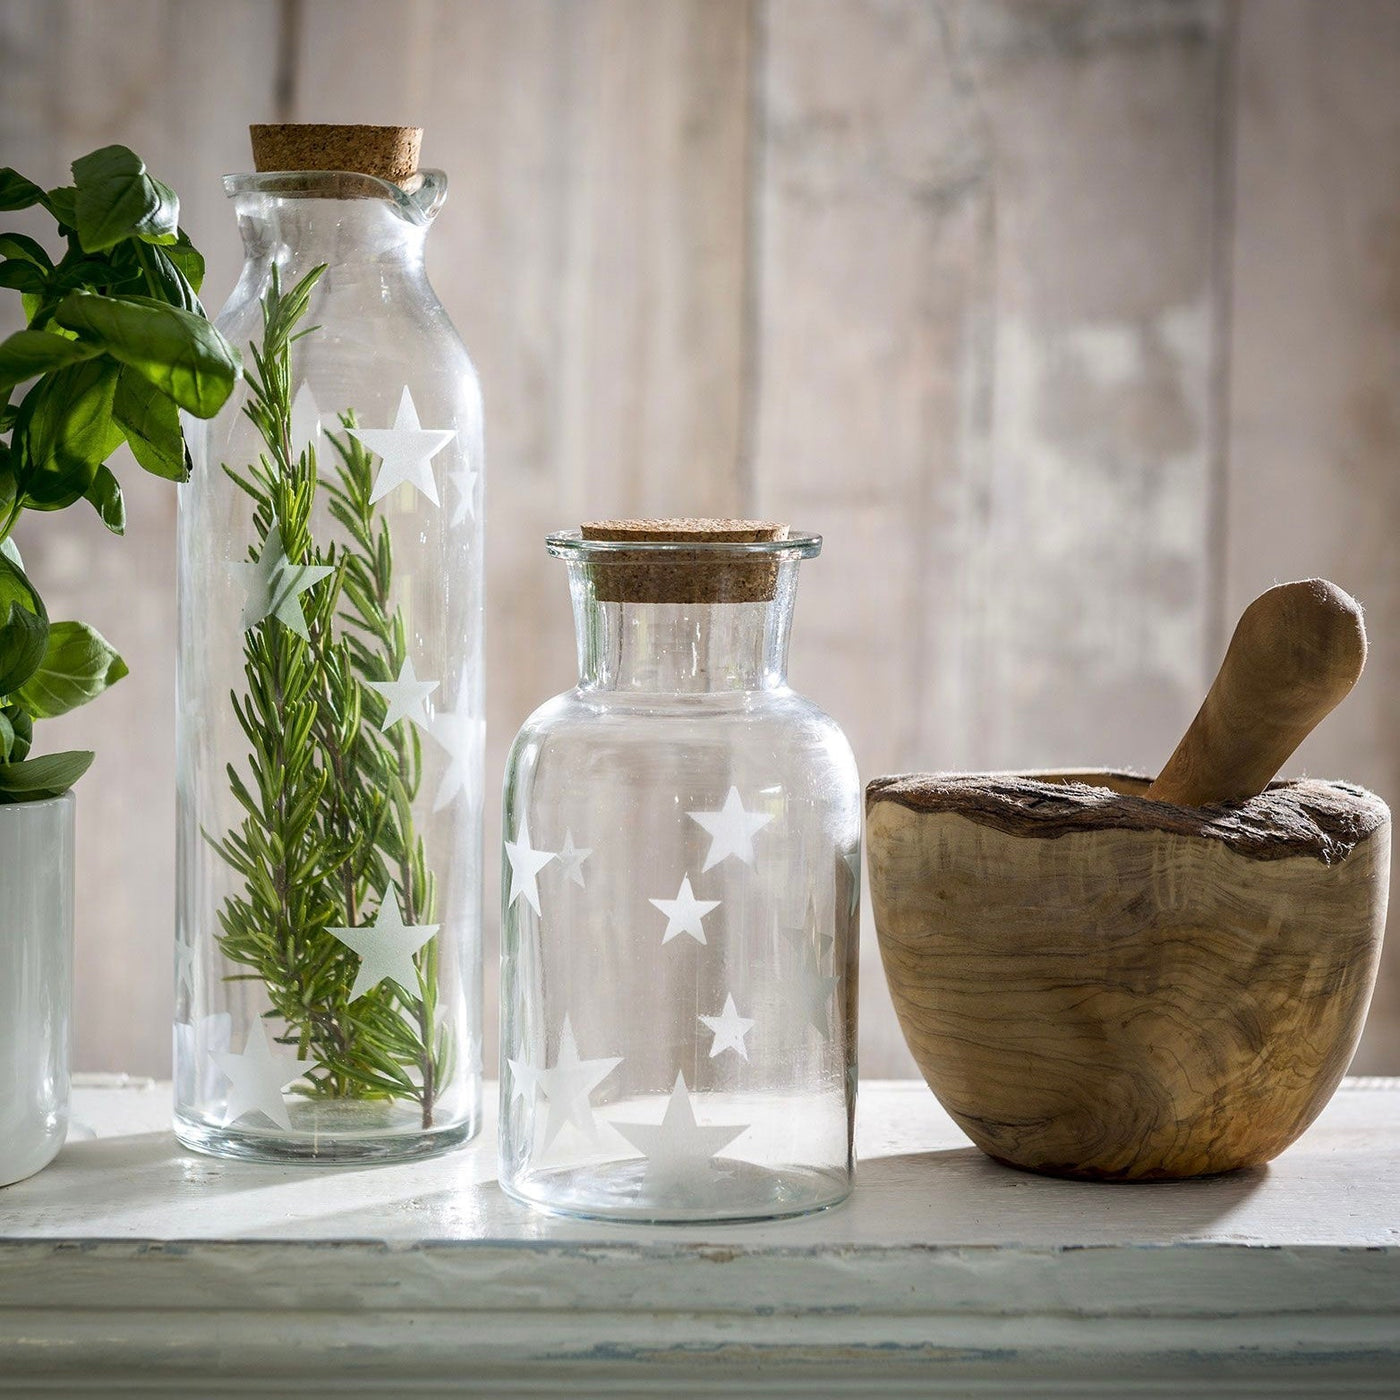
[249,123,423,186]
[579,518,790,604]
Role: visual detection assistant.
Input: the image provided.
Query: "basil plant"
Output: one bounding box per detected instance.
[0,145,238,802]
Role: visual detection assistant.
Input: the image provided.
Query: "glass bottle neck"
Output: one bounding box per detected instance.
[568,563,798,693]
[233,192,429,284]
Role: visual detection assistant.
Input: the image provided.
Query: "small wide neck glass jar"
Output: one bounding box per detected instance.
[500,520,860,1223]
[568,536,801,695]
[174,127,485,1163]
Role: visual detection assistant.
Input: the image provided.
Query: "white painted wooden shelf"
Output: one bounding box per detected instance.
[1,1078,1398,1397]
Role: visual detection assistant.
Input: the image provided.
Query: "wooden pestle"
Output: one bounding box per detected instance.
[1145,580,1367,808]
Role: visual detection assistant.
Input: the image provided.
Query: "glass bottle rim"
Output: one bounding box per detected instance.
[545,529,822,561]
[222,168,448,226]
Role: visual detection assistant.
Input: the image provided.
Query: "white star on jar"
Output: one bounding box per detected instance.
[785,900,839,1038]
[174,937,196,998]
[556,830,592,888]
[649,874,720,945]
[447,467,478,527]
[698,993,756,1060]
[326,887,439,1002]
[427,707,485,812]
[289,381,322,461]
[688,786,774,871]
[349,386,455,506]
[211,1018,303,1132]
[230,522,333,640]
[531,1015,623,1151]
[614,1072,749,1185]
[505,817,556,917]
[366,657,439,732]
[506,1057,540,1106]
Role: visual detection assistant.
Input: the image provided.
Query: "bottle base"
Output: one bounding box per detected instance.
[500,1157,852,1225]
[173,1109,479,1166]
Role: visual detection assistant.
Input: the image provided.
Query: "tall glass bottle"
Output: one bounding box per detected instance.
[174,126,484,1161]
[499,521,860,1222]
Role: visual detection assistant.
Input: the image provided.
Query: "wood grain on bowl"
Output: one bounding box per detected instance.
[866,771,1390,1180]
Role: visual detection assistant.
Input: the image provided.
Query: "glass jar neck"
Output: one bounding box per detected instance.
[224,169,446,286]
[233,191,428,282]
[568,562,799,693]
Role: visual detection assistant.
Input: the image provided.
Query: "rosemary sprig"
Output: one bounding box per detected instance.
[211,265,444,1126]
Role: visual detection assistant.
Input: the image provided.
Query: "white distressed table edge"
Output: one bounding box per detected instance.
[1,1079,1398,1397]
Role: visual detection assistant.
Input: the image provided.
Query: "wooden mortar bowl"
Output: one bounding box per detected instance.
[866,771,1390,1180]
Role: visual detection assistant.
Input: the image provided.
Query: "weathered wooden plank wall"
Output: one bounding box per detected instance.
[2,0,1398,1079]
[1226,0,1400,1069]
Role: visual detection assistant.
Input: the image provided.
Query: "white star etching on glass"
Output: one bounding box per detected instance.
[530,1014,623,1152]
[427,707,485,812]
[786,898,840,1038]
[211,1018,303,1132]
[699,993,756,1060]
[176,1012,231,1106]
[649,874,721,946]
[326,887,440,1002]
[289,381,322,461]
[506,1056,540,1106]
[230,522,334,640]
[367,657,439,732]
[556,829,592,888]
[447,467,478,527]
[688,786,774,871]
[614,1072,750,1185]
[843,847,862,918]
[174,937,196,998]
[505,817,556,917]
[349,386,455,506]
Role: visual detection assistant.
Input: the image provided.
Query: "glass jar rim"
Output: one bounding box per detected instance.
[222,169,448,226]
[545,529,822,561]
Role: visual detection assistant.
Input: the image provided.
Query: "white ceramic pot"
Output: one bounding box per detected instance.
[0,792,74,1188]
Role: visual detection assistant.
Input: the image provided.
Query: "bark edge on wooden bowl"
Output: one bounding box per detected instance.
[866,770,1391,1180]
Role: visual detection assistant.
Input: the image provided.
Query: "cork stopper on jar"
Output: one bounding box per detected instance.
[249,124,423,186]
[579,518,789,604]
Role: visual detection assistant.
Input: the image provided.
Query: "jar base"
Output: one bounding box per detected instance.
[173,1109,479,1166]
[501,1157,852,1225]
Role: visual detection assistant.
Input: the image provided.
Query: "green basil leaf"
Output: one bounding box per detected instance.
[71,146,177,252]
[0,445,15,520]
[42,186,78,230]
[15,358,124,507]
[138,177,180,245]
[15,619,127,718]
[0,169,45,211]
[48,254,138,303]
[84,463,126,534]
[0,542,45,619]
[0,709,12,762]
[0,329,103,393]
[0,261,45,294]
[166,229,205,294]
[95,242,149,292]
[133,239,203,315]
[0,233,53,271]
[0,748,93,797]
[112,367,188,480]
[7,704,32,761]
[0,551,48,696]
[0,600,49,695]
[54,290,237,417]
